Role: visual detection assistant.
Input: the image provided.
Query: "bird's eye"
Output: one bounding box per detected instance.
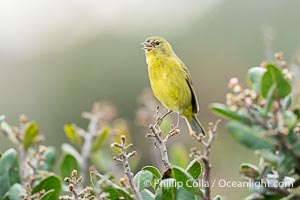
[146,40,150,43]
[155,41,161,45]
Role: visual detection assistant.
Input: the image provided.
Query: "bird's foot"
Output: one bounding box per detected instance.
[169,125,180,136]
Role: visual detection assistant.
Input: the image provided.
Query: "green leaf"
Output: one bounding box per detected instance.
[170,143,189,168]
[8,184,26,200]
[169,166,202,196]
[104,187,134,200]
[142,166,161,189]
[64,124,83,146]
[177,187,202,200]
[240,163,260,178]
[263,84,275,115]
[134,170,153,191]
[213,195,222,200]
[261,64,291,99]
[277,149,296,180]
[141,189,155,200]
[161,178,177,200]
[59,153,79,180]
[91,172,134,200]
[39,147,56,172]
[39,190,55,200]
[293,140,300,157]
[248,67,266,93]
[283,95,292,111]
[23,122,39,150]
[154,188,162,200]
[227,121,276,150]
[186,160,202,179]
[259,150,282,165]
[0,149,20,199]
[61,143,82,164]
[210,103,251,121]
[284,111,297,130]
[91,126,110,152]
[32,175,61,199]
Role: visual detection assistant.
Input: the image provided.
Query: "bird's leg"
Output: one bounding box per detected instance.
[161,110,172,120]
[170,112,180,135]
[175,112,180,129]
[156,110,172,127]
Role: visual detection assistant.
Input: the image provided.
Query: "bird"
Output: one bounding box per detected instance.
[142,36,206,136]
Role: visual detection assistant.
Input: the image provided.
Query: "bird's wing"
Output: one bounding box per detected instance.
[180,60,199,114]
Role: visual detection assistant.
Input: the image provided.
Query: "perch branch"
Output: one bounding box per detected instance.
[146,106,179,170]
[191,120,221,200]
[111,135,142,200]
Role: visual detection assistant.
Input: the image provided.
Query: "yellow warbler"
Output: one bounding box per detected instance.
[142,36,206,136]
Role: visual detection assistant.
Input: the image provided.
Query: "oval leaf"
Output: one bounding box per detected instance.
[104,187,133,200]
[59,154,79,180]
[0,149,20,199]
[177,187,202,200]
[227,121,276,150]
[134,170,153,191]
[240,163,260,178]
[169,166,202,196]
[23,122,38,150]
[261,64,291,99]
[92,126,110,152]
[142,166,161,189]
[8,183,26,200]
[248,67,266,93]
[186,160,202,179]
[141,189,155,200]
[61,143,82,164]
[161,178,177,200]
[32,175,61,199]
[210,103,251,121]
[64,124,82,146]
[39,147,56,172]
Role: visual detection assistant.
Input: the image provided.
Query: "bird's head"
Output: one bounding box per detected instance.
[142,36,174,57]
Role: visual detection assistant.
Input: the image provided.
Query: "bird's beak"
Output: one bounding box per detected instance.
[141,41,153,51]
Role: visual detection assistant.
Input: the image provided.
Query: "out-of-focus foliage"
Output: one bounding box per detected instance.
[211,54,300,199]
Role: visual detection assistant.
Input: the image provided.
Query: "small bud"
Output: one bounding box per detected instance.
[38,145,46,154]
[279,60,287,67]
[233,85,242,93]
[244,89,251,96]
[281,127,289,135]
[68,184,74,192]
[244,97,253,106]
[111,142,117,148]
[77,176,83,183]
[121,135,126,143]
[19,114,29,124]
[71,170,77,178]
[274,52,283,60]
[64,177,71,183]
[228,77,239,88]
[84,186,93,193]
[119,177,127,187]
[260,61,267,68]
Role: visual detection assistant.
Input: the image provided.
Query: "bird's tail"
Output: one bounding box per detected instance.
[185,115,206,136]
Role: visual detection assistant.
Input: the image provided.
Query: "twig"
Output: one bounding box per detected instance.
[60,170,94,200]
[146,106,179,170]
[191,120,221,200]
[111,135,142,200]
[80,113,100,183]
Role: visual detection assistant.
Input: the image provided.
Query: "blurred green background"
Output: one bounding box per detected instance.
[1,0,300,198]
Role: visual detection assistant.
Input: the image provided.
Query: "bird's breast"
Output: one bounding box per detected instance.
[147,56,192,111]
